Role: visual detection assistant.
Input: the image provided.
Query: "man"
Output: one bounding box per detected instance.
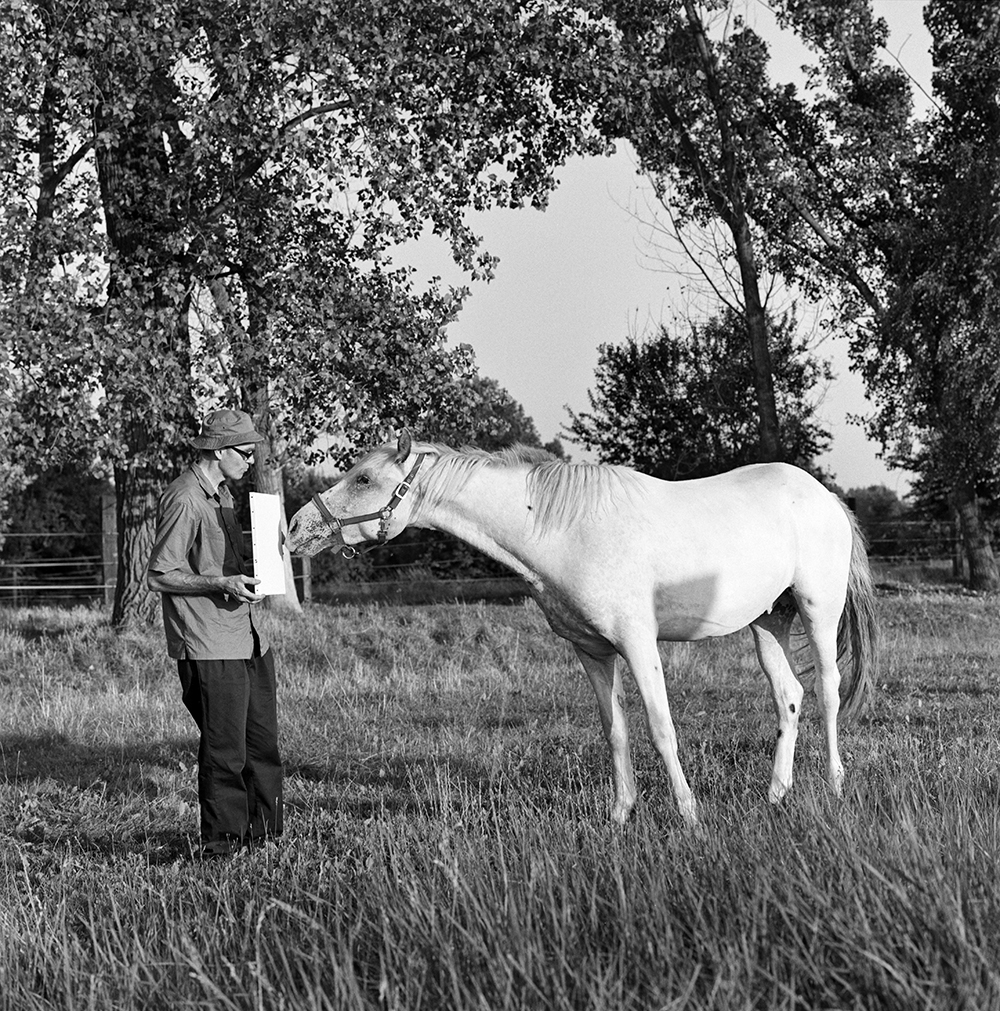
[148,408,283,857]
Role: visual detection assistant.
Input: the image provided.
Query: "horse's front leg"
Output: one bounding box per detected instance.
[617,635,697,825]
[572,643,637,824]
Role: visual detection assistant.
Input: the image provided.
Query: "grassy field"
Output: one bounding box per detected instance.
[2,586,1000,1010]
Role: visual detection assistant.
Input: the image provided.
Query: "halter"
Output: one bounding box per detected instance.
[311,453,426,559]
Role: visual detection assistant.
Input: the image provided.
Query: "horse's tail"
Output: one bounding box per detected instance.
[836,502,880,721]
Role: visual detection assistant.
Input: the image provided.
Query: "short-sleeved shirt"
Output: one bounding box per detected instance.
[148,465,268,660]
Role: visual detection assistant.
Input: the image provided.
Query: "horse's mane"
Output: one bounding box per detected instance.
[415,441,643,532]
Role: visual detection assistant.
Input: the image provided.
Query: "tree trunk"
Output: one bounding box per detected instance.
[731,216,782,463]
[953,482,1000,591]
[676,0,783,464]
[111,461,161,626]
[94,73,194,627]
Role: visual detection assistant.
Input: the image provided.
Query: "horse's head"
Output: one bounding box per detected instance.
[287,430,426,557]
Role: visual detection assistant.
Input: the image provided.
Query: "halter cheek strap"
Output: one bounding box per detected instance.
[312,453,426,558]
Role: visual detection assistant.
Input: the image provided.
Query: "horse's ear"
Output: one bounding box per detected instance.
[395,428,412,462]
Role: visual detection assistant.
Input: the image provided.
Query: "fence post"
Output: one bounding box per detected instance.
[951,513,966,580]
[298,556,312,603]
[102,490,117,607]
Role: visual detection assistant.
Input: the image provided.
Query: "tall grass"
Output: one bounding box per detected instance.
[2,591,999,1010]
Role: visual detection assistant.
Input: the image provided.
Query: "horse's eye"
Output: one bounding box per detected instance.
[356,474,370,486]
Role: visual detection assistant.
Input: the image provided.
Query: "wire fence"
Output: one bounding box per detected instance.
[0,532,104,605]
[0,530,517,606]
[0,553,321,607]
[0,519,967,606]
[0,556,105,605]
[863,520,960,560]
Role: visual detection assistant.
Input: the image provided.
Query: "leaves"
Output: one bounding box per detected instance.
[862,2,1000,502]
[2,0,600,480]
[0,0,615,620]
[564,306,832,480]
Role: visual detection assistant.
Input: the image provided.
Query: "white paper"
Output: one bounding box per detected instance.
[249,492,287,596]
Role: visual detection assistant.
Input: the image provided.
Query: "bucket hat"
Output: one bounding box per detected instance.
[191,409,265,450]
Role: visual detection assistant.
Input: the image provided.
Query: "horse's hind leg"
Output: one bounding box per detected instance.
[795,596,847,796]
[573,643,637,824]
[750,604,804,804]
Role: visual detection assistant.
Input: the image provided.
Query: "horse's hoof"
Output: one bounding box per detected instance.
[678,796,698,826]
[768,779,791,804]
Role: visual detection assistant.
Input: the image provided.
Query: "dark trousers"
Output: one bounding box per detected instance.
[178,648,283,852]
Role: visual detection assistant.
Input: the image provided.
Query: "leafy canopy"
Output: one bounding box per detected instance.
[565,306,831,480]
[1,0,610,481]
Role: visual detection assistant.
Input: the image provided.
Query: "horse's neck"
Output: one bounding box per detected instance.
[412,466,541,582]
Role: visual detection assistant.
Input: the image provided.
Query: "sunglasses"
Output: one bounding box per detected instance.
[229,446,255,462]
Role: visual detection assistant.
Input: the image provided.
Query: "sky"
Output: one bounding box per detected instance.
[404,1,934,496]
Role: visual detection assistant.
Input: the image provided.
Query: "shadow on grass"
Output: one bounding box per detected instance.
[0,731,195,787]
[0,727,513,832]
[286,749,532,821]
[1,715,795,861]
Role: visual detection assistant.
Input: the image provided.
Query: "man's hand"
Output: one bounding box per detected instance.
[220,573,264,604]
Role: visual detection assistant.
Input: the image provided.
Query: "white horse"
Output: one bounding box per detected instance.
[287,431,878,825]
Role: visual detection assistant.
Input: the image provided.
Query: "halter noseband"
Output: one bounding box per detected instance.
[311,453,426,559]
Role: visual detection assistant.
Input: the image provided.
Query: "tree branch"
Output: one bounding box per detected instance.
[775,199,884,318]
[682,0,744,213]
[50,139,94,189]
[650,86,736,228]
[203,100,352,226]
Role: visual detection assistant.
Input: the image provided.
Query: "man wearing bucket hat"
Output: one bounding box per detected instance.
[148,408,283,857]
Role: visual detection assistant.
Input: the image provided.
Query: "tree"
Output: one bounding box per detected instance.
[419,375,543,451]
[0,464,106,563]
[725,0,1000,589]
[528,0,913,472]
[599,0,1000,589]
[760,0,916,320]
[845,484,908,557]
[565,306,831,479]
[1,0,608,624]
[848,485,907,527]
[551,1,786,461]
[845,1,1000,588]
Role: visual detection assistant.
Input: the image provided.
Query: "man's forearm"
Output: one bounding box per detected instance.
[148,569,262,603]
[148,570,226,595]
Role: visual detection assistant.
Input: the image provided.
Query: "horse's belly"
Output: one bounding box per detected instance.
[528,528,795,645]
[651,563,789,640]
[533,567,781,646]
[653,594,757,640]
